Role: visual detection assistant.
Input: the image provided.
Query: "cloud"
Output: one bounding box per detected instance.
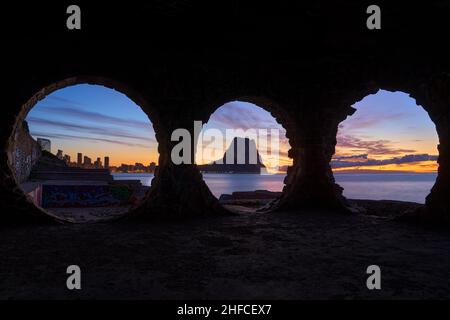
[340,112,407,131]
[37,106,153,130]
[331,153,438,168]
[45,95,83,106]
[333,154,368,160]
[27,117,156,143]
[337,134,416,155]
[210,102,284,132]
[30,131,153,149]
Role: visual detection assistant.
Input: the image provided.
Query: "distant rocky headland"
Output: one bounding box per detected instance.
[198,137,266,174]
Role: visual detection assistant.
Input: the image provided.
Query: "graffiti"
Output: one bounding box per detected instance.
[110,185,132,201]
[42,185,132,208]
[26,184,42,207]
[14,147,31,183]
[13,146,40,184]
[11,122,42,183]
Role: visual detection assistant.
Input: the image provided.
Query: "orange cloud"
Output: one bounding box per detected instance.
[332,160,438,173]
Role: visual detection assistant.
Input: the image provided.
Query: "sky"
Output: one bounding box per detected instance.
[334,90,438,173]
[26,84,158,167]
[26,85,438,173]
[195,101,292,172]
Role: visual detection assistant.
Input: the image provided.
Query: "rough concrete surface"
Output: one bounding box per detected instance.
[1,205,449,299]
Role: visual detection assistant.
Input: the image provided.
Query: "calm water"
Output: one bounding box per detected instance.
[112,172,437,204]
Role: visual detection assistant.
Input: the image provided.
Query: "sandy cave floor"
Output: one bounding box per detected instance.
[1,200,450,299]
[45,206,133,223]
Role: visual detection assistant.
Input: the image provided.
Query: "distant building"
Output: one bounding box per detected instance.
[111,161,157,173]
[134,162,145,171]
[118,163,131,172]
[56,149,63,160]
[104,156,110,169]
[63,154,71,164]
[94,157,102,168]
[83,156,92,166]
[77,153,82,166]
[37,138,51,153]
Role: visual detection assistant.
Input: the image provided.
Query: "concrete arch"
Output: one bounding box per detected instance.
[331,78,447,218]
[195,96,296,210]
[3,75,161,224]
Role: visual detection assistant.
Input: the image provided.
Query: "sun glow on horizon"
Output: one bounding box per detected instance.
[332,160,438,173]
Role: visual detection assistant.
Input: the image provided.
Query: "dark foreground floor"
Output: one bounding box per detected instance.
[1,202,450,299]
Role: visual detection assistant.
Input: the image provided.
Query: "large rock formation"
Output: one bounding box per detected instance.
[198,137,266,173]
[1,1,450,224]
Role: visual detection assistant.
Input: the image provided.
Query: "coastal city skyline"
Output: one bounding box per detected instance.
[37,136,156,172]
[52,148,156,173]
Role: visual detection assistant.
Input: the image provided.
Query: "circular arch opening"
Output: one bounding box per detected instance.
[195,99,293,212]
[7,77,159,223]
[333,89,439,205]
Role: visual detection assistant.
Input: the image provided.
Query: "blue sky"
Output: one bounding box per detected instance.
[26,84,157,166]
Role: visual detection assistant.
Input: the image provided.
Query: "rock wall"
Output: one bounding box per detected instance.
[7,121,41,184]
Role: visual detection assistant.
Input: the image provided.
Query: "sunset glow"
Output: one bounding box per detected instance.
[26,86,438,174]
[26,84,158,167]
[195,101,293,172]
[333,90,439,173]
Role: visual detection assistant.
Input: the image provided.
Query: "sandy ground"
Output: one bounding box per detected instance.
[1,202,450,299]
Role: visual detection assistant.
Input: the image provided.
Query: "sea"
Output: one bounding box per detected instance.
[112,172,438,204]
